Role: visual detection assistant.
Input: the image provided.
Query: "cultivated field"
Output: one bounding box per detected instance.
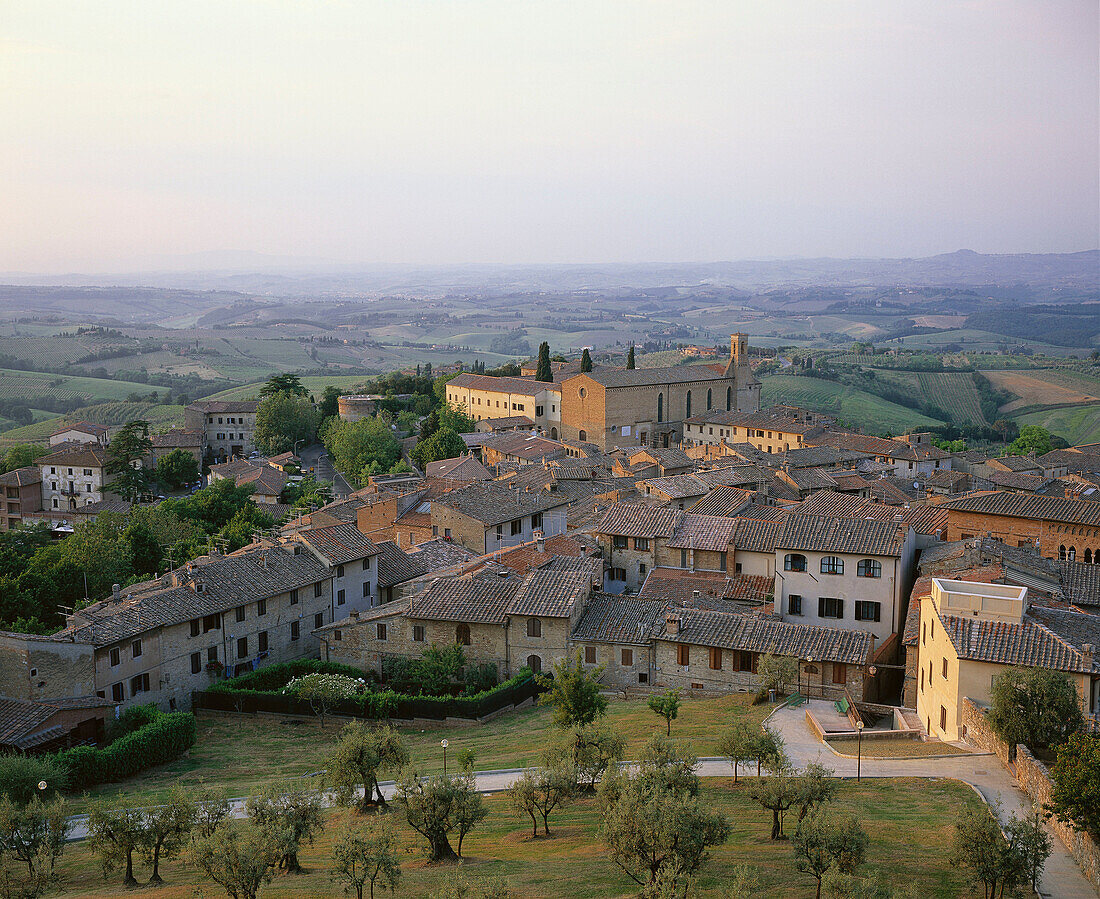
[0,368,165,403]
[0,402,185,446]
[1014,403,1100,447]
[760,374,944,433]
[984,369,1100,414]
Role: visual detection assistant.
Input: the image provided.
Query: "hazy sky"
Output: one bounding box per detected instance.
[2,0,1097,271]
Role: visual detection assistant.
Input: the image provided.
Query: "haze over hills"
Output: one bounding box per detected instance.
[2,249,1097,298]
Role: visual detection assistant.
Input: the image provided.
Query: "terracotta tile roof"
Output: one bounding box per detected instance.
[51,420,109,437]
[940,491,1100,527]
[480,533,597,577]
[658,608,873,666]
[425,456,492,481]
[406,538,480,570]
[0,695,113,750]
[781,467,837,491]
[433,482,569,526]
[299,523,380,565]
[827,471,874,491]
[990,455,1043,473]
[925,469,969,488]
[447,373,560,396]
[476,415,537,429]
[687,485,754,517]
[666,513,738,552]
[1059,560,1100,608]
[776,514,906,556]
[809,431,951,462]
[939,607,1098,673]
[375,540,429,587]
[796,492,948,536]
[739,503,791,522]
[638,474,711,500]
[481,432,567,461]
[987,470,1051,492]
[595,503,681,538]
[577,364,732,388]
[638,568,773,607]
[571,594,667,644]
[405,574,519,624]
[685,410,825,436]
[732,518,782,553]
[781,445,873,468]
[1038,449,1100,474]
[0,466,41,487]
[629,447,693,469]
[507,568,594,618]
[152,428,203,448]
[237,465,288,496]
[39,443,110,467]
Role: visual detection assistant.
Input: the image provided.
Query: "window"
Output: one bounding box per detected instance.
[257,598,267,616]
[337,564,345,578]
[820,556,844,575]
[922,622,926,645]
[290,589,299,605]
[527,654,542,673]
[337,589,346,606]
[939,706,947,731]
[314,612,324,629]
[726,386,732,411]
[362,582,371,598]
[109,647,120,667]
[258,631,268,652]
[203,613,220,632]
[638,672,648,684]
[621,648,633,666]
[413,625,425,642]
[613,536,628,550]
[585,646,596,664]
[535,405,544,417]
[719,551,727,570]
[634,537,649,551]
[456,623,471,645]
[511,519,522,536]
[685,391,692,418]
[237,636,248,659]
[208,647,218,663]
[657,393,664,423]
[334,630,342,641]
[788,594,802,616]
[709,647,722,670]
[130,673,149,696]
[734,650,757,672]
[611,567,627,581]
[854,601,881,622]
[857,559,881,578]
[832,664,847,685]
[131,639,142,659]
[680,548,688,568]
[527,617,542,638]
[531,512,542,529]
[639,563,646,577]
[111,682,124,702]
[191,652,202,674]
[314,582,323,598]
[706,388,712,410]
[784,553,807,572]
[290,621,300,641]
[363,557,371,570]
[920,668,924,692]
[578,430,587,442]
[375,622,388,641]
[236,606,246,623]
[677,643,690,666]
[942,657,948,679]
[819,597,844,619]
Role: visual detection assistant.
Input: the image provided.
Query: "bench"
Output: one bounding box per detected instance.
[834,698,849,715]
[786,692,806,708]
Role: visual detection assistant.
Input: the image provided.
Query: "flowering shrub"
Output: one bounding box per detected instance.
[282,672,368,700]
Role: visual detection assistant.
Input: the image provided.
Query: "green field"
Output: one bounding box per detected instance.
[209,376,378,402]
[0,368,164,403]
[57,777,982,899]
[1013,402,1100,447]
[761,374,944,433]
[0,402,185,445]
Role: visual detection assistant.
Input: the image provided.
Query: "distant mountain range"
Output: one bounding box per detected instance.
[2,249,1096,296]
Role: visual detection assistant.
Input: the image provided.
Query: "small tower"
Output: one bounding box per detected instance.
[724,333,748,377]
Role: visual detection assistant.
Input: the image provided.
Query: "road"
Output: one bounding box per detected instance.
[298,442,354,499]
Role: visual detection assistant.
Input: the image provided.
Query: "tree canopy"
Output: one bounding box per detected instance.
[323,416,402,487]
[534,342,553,382]
[988,666,1083,755]
[536,650,608,728]
[580,349,593,372]
[254,393,319,456]
[259,373,307,398]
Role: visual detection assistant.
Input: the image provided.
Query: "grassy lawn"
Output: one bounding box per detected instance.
[57,777,983,898]
[825,736,973,758]
[78,694,767,810]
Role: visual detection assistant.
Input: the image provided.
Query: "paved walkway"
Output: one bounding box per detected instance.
[65,704,1098,898]
[765,702,1097,899]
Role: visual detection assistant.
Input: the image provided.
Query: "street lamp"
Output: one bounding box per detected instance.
[441,739,449,776]
[855,721,865,782]
[804,657,814,698]
[37,781,46,793]
[867,665,878,702]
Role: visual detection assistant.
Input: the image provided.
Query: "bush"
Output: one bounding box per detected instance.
[0,754,69,803]
[56,711,197,790]
[207,659,374,694]
[105,702,160,744]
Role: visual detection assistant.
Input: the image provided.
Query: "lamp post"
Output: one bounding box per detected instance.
[37,781,46,794]
[855,721,864,782]
[867,665,877,702]
[441,739,449,776]
[805,657,814,698]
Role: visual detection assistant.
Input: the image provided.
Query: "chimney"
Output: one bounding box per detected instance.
[665,611,681,636]
[350,610,360,619]
[112,583,121,604]
[535,529,545,553]
[692,589,701,600]
[1082,643,1094,670]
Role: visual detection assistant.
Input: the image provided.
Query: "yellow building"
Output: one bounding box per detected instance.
[915,577,1099,741]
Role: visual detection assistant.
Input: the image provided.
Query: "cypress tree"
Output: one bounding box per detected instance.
[535,342,553,382]
[626,345,636,369]
[580,348,593,372]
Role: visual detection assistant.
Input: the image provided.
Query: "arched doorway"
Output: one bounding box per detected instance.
[456,623,471,645]
[550,427,558,440]
[1086,548,1093,564]
[578,429,587,442]
[526,654,542,673]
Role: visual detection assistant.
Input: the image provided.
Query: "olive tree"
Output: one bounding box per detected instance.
[246,780,325,874]
[87,797,146,887]
[508,764,575,837]
[988,666,1083,756]
[0,795,69,899]
[142,785,197,883]
[647,690,681,735]
[542,723,625,791]
[792,810,869,899]
[397,771,487,862]
[330,723,410,811]
[330,816,401,899]
[537,650,608,728]
[190,822,281,899]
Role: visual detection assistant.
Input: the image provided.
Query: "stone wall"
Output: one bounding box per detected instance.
[960,697,1100,891]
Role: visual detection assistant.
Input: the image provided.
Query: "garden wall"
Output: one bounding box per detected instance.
[961,697,1100,891]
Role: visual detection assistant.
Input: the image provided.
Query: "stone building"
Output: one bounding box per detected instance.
[0,466,41,530]
[184,399,259,461]
[38,442,109,513]
[429,482,570,554]
[49,421,109,447]
[683,409,828,454]
[939,491,1100,563]
[445,374,562,436]
[557,334,760,452]
[337,395,379,422]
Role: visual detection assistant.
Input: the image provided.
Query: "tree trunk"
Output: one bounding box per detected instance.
[542,811,552,836]
[285,850,303,874]
[124,849,137,887]
[428,832,458,863]
[666,718,670,736]
[149,838,164,883]
[816,878,822,899]
[771,809,781,840]
[372,775,388,807]
[733,760,738,783]
[530,811,538,837]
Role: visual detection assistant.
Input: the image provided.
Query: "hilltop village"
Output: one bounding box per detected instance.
[1,335,1098,897]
